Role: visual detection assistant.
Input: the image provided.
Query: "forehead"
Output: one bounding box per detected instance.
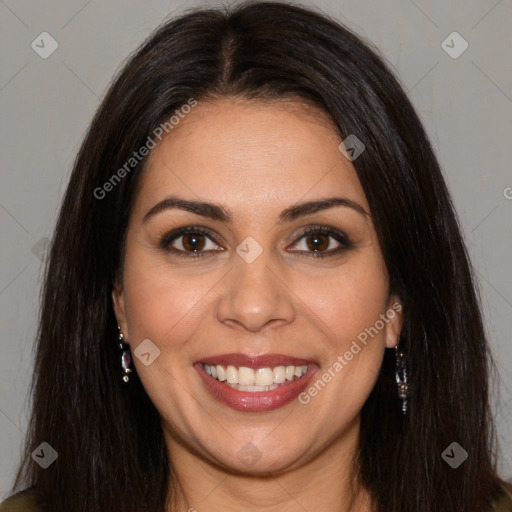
[133,97,369,219]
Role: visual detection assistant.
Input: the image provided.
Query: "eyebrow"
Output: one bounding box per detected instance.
[142,195,369,224]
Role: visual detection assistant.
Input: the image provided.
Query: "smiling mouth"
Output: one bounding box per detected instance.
[201,363,309,392]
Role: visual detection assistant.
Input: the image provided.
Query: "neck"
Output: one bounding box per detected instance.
[163,415,373,512]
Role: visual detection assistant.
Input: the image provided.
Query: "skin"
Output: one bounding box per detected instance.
[113,97,403,512]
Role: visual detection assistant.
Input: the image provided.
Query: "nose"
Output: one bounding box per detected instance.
[215,249,296,333]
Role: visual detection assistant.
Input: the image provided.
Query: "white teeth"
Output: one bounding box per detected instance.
[226,365,238,384]
[226,383,280,392]
[255,367,273,386]
[238,366,255,386]
[203,363,309,388]
[273,366,286,384]
[216,365,226,381]
[285,366,295,381]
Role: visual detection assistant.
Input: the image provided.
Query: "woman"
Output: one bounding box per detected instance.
[1,1,511,511]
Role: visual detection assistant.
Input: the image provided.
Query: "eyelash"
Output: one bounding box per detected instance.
[159,225,353,259]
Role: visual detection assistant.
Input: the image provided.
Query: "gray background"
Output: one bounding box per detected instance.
[1,0,511,497]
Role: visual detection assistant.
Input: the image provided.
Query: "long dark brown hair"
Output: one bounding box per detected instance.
[10,1,506,511]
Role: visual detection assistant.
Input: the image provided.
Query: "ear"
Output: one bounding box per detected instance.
[384,295,404,349]
[112,277,129,341]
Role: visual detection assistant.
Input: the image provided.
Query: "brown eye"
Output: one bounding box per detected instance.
[181,233,206,252]
[160,226,223,257]
[288,226,353,258]
[305,233,330,252]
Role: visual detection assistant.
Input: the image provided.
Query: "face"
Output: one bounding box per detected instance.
[113,97,403,475]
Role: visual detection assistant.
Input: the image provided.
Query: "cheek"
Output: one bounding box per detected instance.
[121,243,207,339]
[120,259,208,407]
[120,251,223,378]
[293,252,391,409]
[296,254,390,349]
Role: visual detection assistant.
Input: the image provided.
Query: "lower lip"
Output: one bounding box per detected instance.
[194,363,319,412]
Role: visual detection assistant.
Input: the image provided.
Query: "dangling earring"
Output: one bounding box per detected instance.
[395,343,409,415]
[118,326,133,383]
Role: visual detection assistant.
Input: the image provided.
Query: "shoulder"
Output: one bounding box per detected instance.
[492,480,512,512]
[0,488,39,512]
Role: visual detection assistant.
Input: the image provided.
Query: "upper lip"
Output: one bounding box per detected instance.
[197,353,318,369]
